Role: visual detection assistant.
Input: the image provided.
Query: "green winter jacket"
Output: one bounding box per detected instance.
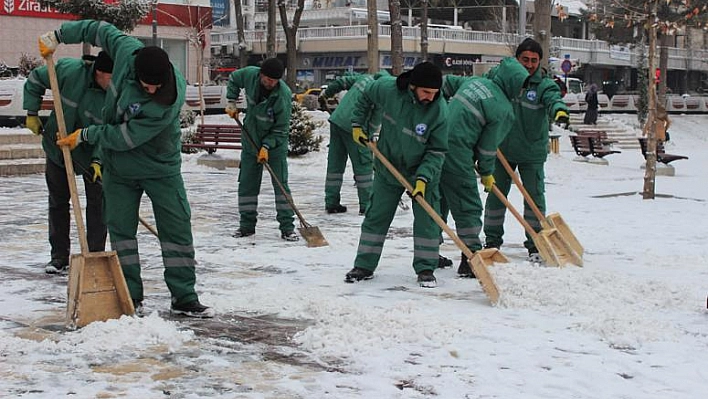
[352,75,448,185]
[491,65,568,163]
[56,20,187,180]
[324,71,388,132]
[23,58,104,172]
[226,66,292,156]
[444,57,529,177]
[441,74,468,101]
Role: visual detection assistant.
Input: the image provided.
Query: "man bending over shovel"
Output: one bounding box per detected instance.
[345,62,448,288]
[438,57,529,277]
[45,20,214,318]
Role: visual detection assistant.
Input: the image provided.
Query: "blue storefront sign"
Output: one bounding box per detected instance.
[211,0,229,26]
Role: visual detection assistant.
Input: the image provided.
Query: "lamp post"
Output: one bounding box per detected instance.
[152,0,158,46]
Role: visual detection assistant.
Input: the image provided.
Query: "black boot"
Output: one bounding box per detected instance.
[326,204,347,214]
[437,255,453,269]
[457,253,476,278]
[345,267,374,283]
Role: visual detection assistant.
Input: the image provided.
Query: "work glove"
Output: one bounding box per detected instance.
[225,100,239,119]
[352,125,368,146]
[38,31,59,58]
[257,146,269,164]
[409,179,426,198]
[56,128,85,150]
[89,160,102,183]
[480,174,495,193]
[25,115,43,136]
[554,110,570,128]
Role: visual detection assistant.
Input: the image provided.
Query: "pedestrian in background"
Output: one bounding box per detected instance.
[584,83,599,125]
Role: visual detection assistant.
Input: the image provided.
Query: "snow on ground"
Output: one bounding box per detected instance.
[0,111,707,398]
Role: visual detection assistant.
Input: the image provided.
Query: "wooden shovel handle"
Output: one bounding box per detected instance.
[234,118,311,228]
[496,149,547,227]
[46,54,89,254]
[489,184,538,238]
[367,141,476,260]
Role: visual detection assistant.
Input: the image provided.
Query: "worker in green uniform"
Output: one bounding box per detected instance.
[438,57,530,277]
[483,38,570,263]
[23,51,113,274]
[225,58,298,241]
[319,70,388,215]
[44,20,213,318]
[345,62,448,288]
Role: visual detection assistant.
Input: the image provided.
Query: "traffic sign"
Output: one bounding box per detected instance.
[561,59,572,74]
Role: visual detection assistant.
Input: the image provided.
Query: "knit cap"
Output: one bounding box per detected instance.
[260,58,284,79]
[135,46,172,85]
[409,62,442,89]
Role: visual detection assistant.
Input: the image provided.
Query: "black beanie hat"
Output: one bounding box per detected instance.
[94,51,113,73]
[135,46,172,85]
[260,58,284,79]
[409,61,442,89]
[515,37,543,59]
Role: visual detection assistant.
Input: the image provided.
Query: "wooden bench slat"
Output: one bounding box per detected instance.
[637,137,688,164]
[182,124,243,154]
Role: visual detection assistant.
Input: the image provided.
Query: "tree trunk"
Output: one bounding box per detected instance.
[279,0,305,91]
[420,0,428,61]
[532,0,551,72]
[389,0,403,75]
[267,0,276,58]
[642,12,658,200]
[367,0,379,74]
[233,0,248,68]
[658,34,670,105]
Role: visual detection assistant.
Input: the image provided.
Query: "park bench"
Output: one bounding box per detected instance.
[569,133,621,159]
[637,137,688,165]
[182,124,242,154]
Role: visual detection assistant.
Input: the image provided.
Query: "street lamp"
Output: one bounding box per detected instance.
[152,0,158,46]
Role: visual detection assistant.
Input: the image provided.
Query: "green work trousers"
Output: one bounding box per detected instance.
[325,124,373,213]
[440,172,483,252]
[238,151,295,234]
[102,170,198,307]
[354,177,440,274]
[483,159,545,252]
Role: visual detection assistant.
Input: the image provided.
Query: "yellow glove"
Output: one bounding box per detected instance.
[89,160,102,183]
[409,179,426,198]
[25,115,43,135]
[38,31,59,58]
[225,100,239,119]
[554,110,570,128]
[56,128,84,150]
[257,146,269,164]
[352,126,368,146]
[481,175,495,193]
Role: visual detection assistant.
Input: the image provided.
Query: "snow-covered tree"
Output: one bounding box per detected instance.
[37,0,150,32]
[288,102,323,156]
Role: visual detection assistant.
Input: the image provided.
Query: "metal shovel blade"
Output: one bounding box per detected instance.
[546,212,584,257]
[298,226,329,248]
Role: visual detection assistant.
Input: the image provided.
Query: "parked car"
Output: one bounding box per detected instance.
[293,87,323,104]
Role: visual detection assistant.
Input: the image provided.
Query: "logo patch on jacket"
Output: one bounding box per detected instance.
[129,103,141,115]
[526,90,537,102]
[415,123,427,136]
[267,108,274,120]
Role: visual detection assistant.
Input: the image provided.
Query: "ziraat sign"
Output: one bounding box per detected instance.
[1,0,72,19]
[1,0,213,28]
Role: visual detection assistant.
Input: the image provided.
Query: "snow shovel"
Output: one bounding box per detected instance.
[45,54,134,328]
[496,149,584,264]
[234,119,328,248]
[489,184,581,268]
[367,140,505,304]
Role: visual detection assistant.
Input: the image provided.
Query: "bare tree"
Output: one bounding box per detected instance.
[233,0,248,68]
[367,0,379,73]
[420,0,428,61]
[532,0,552,71]
[389,0,404,74]
[267,0,277,58]
[278,0,305,90]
